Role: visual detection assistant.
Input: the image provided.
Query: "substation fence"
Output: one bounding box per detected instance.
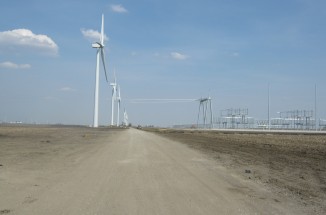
[271,110,315,130]
[214,117,255,129]
[270,118,316,130]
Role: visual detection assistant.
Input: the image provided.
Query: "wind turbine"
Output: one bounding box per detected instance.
[92,14,108,128]
[110,71,117,126]
[116,85,121,126]
[123,109,129,126]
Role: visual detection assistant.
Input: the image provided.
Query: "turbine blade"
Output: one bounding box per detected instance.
[101,14,104,45]
[113,68,117,84]
[101,48,108,82]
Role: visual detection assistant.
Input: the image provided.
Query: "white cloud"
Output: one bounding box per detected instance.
[111,4,128,13]
[232,52,239,57]
[81,29,108,42]
[0,29,58,55]
[170,52,189,60]
[0,61,31,69]
[59,87,76,92]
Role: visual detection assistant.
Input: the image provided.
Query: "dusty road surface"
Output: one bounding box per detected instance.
[0,126,312,214]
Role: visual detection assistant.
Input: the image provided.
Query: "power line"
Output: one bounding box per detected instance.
[127,99,198,104]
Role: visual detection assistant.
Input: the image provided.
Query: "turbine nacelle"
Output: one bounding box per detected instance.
[92,42,104,48]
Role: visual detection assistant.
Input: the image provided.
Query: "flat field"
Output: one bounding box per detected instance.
[0,125,122,214]
[147,128,326,214]
[1,125,325,214]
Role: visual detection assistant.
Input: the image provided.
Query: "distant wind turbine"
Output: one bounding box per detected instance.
[116,85,121,126]
[110,71,117,126]
[124,109,129,126]
[92,14,109,128]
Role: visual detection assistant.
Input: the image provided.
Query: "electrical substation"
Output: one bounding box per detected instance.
[215,108,255,129]
[271,110,315,130]
[175,106,325,131]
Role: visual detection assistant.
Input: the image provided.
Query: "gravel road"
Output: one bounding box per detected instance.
[0,126,307,214]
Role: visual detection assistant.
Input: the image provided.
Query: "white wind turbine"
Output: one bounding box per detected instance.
[116,85,121,126]
[92,14,108,128]
[110,71,117,126]
[123,109,129,126]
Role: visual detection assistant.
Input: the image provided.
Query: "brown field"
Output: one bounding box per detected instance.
[146,128,326,214]
[0,125,123,214]
[1,124,325,214]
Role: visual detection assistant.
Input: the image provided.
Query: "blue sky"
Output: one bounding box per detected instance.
[0,0,325,126]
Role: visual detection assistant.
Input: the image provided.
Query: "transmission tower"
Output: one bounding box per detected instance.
[197,97,213,129]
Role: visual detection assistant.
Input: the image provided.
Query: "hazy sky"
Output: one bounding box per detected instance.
[1,0,325,126]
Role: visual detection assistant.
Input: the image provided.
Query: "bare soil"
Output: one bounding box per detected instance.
[0,125,123,214]
[1,125,325,214]
[146,128,326,214]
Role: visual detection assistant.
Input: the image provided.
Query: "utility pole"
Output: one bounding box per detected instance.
[315,84,317,131]
[268,83,270,130]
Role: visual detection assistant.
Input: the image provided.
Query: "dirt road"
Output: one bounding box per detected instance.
[0,126,308,214]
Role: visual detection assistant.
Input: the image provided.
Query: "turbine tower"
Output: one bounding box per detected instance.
[116,85,121,126]
[197,96,213,129]
[92,14,108,128]
[110,71,117,126]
